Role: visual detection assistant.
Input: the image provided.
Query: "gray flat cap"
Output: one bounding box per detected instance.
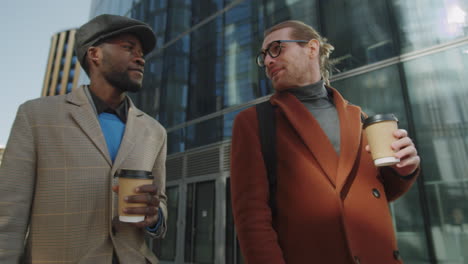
[74,14,156,71]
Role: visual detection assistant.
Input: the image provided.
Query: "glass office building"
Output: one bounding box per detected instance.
[89,0,468,263]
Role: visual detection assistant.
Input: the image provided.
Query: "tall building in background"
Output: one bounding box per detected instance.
[90,1,468,263]
[42,29,82,96]
[0,146,4,167]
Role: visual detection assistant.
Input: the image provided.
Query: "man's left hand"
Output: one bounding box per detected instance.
[112,184,160,228]
[365,129,420,177]
[389,129,420,176]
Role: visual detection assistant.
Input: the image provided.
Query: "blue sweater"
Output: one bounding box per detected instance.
[98,112,125,162]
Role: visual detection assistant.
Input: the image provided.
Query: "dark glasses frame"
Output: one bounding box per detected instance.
[256,40,309,67]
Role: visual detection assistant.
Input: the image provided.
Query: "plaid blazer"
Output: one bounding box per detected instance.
[0,86,167,263]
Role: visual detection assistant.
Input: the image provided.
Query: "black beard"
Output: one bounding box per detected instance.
[104,70,142,93]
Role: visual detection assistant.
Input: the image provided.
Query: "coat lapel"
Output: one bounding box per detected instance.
[271,92,339,185]
[67,86,112,166]
[331,87,364,192]
[111,100,145,176]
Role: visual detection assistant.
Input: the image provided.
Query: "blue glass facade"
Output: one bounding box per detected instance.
[90,0,468,263]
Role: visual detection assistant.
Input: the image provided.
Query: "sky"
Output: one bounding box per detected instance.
[0,0,92,147]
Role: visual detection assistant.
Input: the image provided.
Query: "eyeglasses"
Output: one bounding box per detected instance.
[256,40,309,67]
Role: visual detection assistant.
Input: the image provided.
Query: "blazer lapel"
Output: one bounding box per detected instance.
[67,86,112,166]
[271,92,339,185]
[331,87,364,192]
[111,100,144,176]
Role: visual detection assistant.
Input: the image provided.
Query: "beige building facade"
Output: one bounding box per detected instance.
[42,29,82,97]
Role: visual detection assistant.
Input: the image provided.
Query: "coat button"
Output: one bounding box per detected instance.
[393,250,401,260]
[354,256,361,264]
[372,188,381,198]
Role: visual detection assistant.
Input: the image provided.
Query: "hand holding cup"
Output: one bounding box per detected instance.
[113,170,160,228]
[363,114,420,176]
[387,129,420,176]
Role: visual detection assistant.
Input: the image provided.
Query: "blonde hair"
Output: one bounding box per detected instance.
[264,20,335,85]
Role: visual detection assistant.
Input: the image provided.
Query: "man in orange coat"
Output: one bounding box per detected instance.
[230,20,421,263]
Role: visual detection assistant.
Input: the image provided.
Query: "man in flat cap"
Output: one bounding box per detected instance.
[0,14,167,263]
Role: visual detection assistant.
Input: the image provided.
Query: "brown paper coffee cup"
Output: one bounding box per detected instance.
[116,169,153,223]
[363,114,400,167]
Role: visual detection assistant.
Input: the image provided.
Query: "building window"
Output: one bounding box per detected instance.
[404,45,468,263]
[185,181,216,263]
[226,178,244,264]
[153,186,179,261]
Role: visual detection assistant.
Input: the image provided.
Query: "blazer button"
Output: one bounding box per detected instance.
[393,250,401,260]
[372,188,381,198]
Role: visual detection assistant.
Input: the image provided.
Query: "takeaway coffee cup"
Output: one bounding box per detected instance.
[116,169,154,223]
[363,114,400,167]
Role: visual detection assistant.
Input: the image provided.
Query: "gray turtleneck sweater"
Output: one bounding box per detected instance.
[288,80,341,155]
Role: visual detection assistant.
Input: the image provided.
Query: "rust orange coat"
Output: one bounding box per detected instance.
[230,87,418,264]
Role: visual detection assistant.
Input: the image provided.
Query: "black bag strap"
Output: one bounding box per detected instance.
[256,100,278,218]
